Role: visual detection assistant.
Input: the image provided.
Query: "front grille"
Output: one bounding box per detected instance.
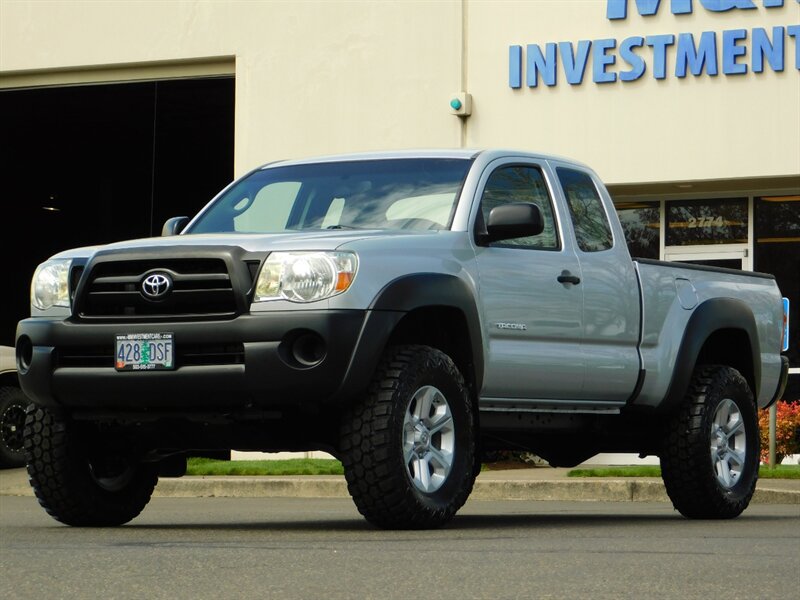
[56,343,245,369]
[78,258,237,319]
[69,265,85,303]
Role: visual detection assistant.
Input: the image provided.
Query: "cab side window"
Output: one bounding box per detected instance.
[479,166,559,250]
[558,168,613,252]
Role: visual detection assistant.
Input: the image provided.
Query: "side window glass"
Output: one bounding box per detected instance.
[558,168,613,252]
[479,166,559,250]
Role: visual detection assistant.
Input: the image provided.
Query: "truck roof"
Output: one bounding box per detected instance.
[259,148,592,171]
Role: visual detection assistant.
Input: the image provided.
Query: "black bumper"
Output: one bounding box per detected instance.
[15,309,403,412]
[766,355,791,409]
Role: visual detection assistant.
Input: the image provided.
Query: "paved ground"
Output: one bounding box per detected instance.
[1,495,798,600]
[2,466,798,504]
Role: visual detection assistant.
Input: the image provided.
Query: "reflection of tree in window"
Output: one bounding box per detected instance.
[616,202,659,259]
[756,197,800,240]
[480,166,558,250]
[666,199,747,246]
[557,168,613,252]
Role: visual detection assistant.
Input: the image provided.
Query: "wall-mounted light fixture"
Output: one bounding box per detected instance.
[449,92,472,117]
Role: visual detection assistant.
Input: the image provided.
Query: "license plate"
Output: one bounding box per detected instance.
[115,333,174,371]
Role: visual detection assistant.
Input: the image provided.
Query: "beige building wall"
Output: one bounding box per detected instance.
[467,0,800,185]
[0,0,464,176]
[1,0,798,185]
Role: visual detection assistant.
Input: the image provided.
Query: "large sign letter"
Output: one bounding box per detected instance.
[698,0,756,11]
[607,0,692,19]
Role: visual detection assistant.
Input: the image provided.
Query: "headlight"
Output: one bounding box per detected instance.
[254,252,358,303]
[31,259,72,310]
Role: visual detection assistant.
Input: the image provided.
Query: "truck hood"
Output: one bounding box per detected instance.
[49,229,440,260]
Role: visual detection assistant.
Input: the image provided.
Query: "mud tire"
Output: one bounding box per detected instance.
[660,365,759,519]
[24,405,158,526]
[339,345,477,529]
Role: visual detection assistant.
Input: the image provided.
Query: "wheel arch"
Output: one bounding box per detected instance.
[660,298,760,414]
[369,273,484,394]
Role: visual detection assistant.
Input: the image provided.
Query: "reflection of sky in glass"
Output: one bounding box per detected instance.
[385,193,455,224]
[347,183,458,227]
[189,159,470,233]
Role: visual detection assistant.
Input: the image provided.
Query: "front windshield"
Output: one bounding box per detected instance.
[186,158,472,234]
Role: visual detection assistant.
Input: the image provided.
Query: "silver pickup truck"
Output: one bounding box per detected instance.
[15,149,789,529]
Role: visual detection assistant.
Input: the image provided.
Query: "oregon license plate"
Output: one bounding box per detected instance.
[115,333,174,371]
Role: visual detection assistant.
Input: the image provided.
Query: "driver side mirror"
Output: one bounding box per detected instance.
[479,203,544,245]
[161,216,190,236]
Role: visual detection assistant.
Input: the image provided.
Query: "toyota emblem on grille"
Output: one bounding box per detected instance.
[141,273,172,299]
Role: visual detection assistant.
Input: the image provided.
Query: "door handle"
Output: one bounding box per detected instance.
[557,270,581,285]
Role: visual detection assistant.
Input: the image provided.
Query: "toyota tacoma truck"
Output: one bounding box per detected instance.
[15,149,790,529]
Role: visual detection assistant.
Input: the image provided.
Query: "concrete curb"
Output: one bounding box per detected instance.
[149,477,799,505]
[3,471,798,505]
[471,479,799,504]
[153,477,349,499]
[471,479,672,502]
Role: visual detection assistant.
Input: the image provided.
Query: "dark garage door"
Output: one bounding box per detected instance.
[0,77,235,346]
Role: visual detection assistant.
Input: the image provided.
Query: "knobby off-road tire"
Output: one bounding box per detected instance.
[24,405,158,526]
[0,386,29,468]
[339,345,477,530]
[660,365,759,519]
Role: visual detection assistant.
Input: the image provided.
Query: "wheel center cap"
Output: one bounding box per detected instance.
[714,431,728,454]
[414,429,431,455]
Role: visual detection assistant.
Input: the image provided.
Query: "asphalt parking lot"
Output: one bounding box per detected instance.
[1,495,798,600]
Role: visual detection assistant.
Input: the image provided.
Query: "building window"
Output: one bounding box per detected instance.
[665,198,748,246]
[756,196,800,242]
[615,201,660,260]
[755,196,800,393]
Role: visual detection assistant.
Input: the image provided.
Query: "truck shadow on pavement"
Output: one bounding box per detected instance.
[118,512,795,533]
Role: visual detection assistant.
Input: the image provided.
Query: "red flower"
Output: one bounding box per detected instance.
[758,400,800,464]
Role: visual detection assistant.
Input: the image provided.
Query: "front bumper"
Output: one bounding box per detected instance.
[15,309,403,412]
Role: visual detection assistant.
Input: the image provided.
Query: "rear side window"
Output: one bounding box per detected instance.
[558,167,613,252]
[478,165,559,250]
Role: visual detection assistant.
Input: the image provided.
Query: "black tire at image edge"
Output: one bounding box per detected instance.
[0,386,30,469]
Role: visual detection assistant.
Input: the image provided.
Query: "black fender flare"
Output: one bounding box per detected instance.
[369,273,484,391]
[334,273,484,404]
[659,297,760,413]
